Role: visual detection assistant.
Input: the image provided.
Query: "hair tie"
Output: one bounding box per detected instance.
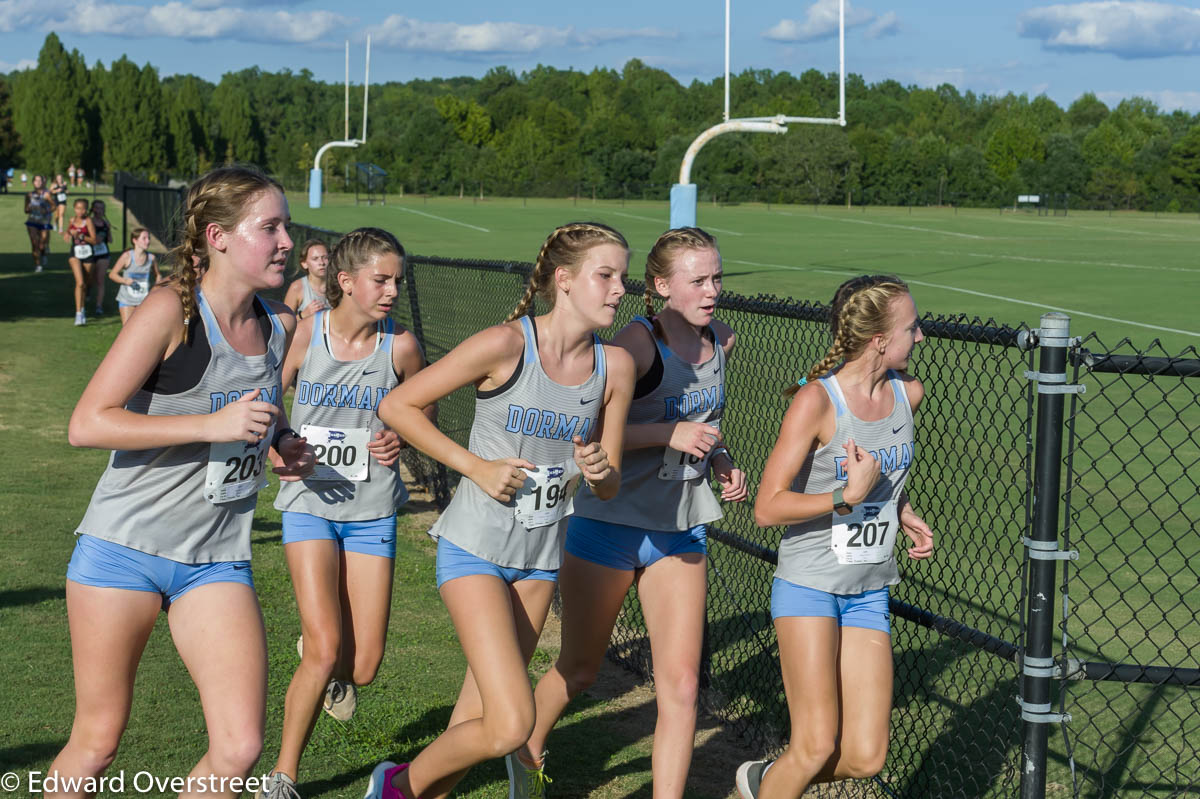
[796,377,808,388]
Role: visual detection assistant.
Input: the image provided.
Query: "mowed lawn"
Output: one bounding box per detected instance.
[293,193,1200,354]
[0,192,748,799]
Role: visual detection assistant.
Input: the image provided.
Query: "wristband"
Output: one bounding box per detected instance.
[712,446,730,461]
[271,427,297,450]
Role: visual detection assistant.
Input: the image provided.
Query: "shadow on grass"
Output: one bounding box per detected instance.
[0,741,67,772]
[0,585,65,608]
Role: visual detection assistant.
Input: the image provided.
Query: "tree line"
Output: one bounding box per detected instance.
[3,32,1200,211]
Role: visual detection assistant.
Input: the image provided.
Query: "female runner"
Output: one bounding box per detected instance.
[260,228,430,799]
[45,165,314,799]
[51,173,69,232]
[24,174,55,272]
[108,227,160,324]
[364,222,636,799]
[63,198,97,326]
[734,275,934,799]
[90,200,114,316]
[284,239,331,321]
[511,227,748,799]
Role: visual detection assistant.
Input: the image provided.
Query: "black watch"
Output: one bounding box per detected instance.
[271,427,298,450]
[832,486,853,516]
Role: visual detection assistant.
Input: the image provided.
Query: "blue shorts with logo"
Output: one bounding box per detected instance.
[770,579,891,634]
[565,516,707,571]
[66,534,254,610]
[281,511,397,558]
[435,537,557,588]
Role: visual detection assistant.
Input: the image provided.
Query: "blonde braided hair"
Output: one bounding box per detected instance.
[643,226,718,334]
[168,166,284,328]
[506,222,629,322]
[784,274,910,397]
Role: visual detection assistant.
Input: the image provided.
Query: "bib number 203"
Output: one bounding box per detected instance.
[223,451,266,485]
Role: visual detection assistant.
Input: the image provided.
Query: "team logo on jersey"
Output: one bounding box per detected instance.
[294,380,390,411]
[209,385,281,413]
[505,404,594,442]
[833,442,915,481]
[663,385,725,421]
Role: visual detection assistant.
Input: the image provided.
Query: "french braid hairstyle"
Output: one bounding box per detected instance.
[168,166,284,328]
[505,222,629,323]
[643,226,718,336]
[325,227,405,309]
[295,238,329,276]
[783,274,910,397]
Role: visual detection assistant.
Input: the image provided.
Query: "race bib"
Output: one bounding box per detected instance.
[93,243,109,257]
[659,446,713,480]
[831,500,899,565]
[301,424,370,482]
[56,193,67,203]
[205,435,271,504]
[514,460,579,528]
[128,278,150,296]
[73,244,93,260]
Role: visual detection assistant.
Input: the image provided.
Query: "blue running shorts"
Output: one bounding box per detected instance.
[281,511,397,558]
[770,579,891,634]
[66,534,254,610]
[435,537,557,588]
[565,516,707,571]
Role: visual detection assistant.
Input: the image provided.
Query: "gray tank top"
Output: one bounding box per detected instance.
[301,275,326,309]
[77,290,286,563]
[775,370,915,594]
[573,316,724,531]
[115,250,154,306]
[429,315,607,570]
[275,310,406,520]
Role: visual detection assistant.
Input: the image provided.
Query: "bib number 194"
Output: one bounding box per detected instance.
[514,461,578,528]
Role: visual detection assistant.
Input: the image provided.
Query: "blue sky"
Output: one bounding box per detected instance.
[3,0,1200,113]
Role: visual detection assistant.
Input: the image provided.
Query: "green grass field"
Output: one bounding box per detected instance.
[292,194,1200,355]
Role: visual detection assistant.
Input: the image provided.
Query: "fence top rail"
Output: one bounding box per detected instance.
[1072,350,1200,378]
[405,254,1032,349]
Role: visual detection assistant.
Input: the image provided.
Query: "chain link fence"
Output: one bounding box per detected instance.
[113,172,185,253]
[284,222,1198,798]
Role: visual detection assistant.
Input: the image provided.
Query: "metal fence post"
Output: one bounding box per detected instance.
[1019,312,1079,799]
[402,262,451,509]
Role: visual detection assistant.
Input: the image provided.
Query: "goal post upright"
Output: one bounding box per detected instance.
[670,0,846,228]
[309,37,371,209]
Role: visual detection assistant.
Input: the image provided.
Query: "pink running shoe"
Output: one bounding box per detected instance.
[363,762,412,799]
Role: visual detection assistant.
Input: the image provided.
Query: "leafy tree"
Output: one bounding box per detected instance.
[0,76,20,166]
[212,77,260,164]
[1168,124,1200,194]
[11,33,92,174]
[986,121,1044,182]
[166,75,211,176]
[98,57,167,174]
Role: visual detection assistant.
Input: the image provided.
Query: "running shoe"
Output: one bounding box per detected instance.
[259,771,301,799]
[506,751,551,799]
[735,760,771,799]
[363,761,409,799]
[324,679,357,721]
[297,634,303,658]
[34,264,43,273]
[74,311,86,326]
[94,306,104,317]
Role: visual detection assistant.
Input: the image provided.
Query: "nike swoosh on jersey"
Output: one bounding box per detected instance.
[362,369,378,376]
[892,425,905,434]
[580,397,597,404]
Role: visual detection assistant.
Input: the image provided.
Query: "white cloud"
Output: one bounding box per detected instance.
[373,16,676,54]
[0,58,37,72]
[0,0,348,43]
[1097,88,1200,111]
[0,0,44,33]
[764,0,877,43]
[1018,1,1200,59]
[865,11,900,39]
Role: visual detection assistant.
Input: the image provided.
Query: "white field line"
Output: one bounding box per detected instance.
[775,212,986,240]
[997,214,1197,240]
[725,259,1199,337]
[931,249,1200,274]
[393,205,490,233]
[607,210,744,236]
